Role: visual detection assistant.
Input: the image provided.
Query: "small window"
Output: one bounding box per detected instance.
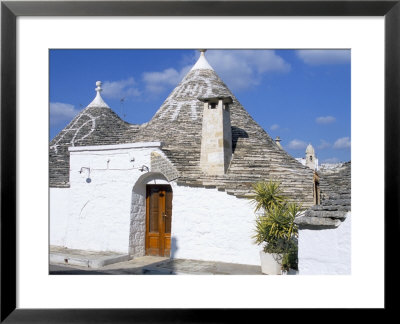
[210,103,217,109]
[310,156,313,161]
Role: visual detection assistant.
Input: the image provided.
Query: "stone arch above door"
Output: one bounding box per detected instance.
[129,172,170,257]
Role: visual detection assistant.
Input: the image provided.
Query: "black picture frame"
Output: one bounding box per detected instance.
[1,0,398,322]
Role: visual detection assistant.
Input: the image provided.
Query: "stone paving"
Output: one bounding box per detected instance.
[49,246,262,275]
[50,245,131,268]
[50,256,169,275]
[50,245,126,259]
[146,258,262,275]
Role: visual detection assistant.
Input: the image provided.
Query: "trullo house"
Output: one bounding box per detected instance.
[50,50,349,267]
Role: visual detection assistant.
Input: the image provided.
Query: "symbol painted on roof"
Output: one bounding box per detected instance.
[50,112,105,153]
[158,70,217,121]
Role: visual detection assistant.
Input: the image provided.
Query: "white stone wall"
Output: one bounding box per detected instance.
[49,188,70,246]
[170,184,261,265]
[296,157,319,171]
[64,143,163,254]
[298,212,351,275]
[50,142,262,265]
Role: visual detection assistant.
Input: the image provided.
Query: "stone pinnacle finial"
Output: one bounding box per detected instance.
[191,49,213,71]
[95,81,103,93]
[87,80,110,108]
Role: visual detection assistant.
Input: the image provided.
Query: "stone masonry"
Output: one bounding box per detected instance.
[150,151,179,181]
[199,96,233,175]
[134,66,315,207]
[296,162,351,228]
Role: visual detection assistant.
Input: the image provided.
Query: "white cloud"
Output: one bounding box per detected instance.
[316,116,336,124]
[322,157,340,164]
[102,78,141,99]
[333,137,351,149]
[287,139,308,150]
[50,102,80,125]
[206,50,290,91]
[143,68,180,86]
[270,124,280,131]
[317,139,331,149]
[297,50,350,65]
[140,50,290,94]
[142,66,191,95]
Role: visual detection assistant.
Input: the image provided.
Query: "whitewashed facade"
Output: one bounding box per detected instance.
[50,141,261,265]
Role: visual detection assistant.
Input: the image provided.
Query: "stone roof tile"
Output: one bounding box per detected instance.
[296,162,351,228]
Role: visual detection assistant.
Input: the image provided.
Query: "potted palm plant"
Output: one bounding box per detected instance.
[250,181,301,275]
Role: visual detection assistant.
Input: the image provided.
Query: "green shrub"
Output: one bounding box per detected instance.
[250,180,302,271]
[251,180,286,213]
[281,240,298,271]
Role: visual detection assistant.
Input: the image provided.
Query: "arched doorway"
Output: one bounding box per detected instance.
[130,172,172,257]
[145,184,172,257]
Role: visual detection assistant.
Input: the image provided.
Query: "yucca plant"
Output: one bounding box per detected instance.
[250,180,302,270]
[250,180,286,213]
[285,202,302,239]
[254,204,288,245]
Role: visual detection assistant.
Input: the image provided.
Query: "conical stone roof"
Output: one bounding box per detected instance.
[133,52,315,207]
[296,162,351,227]
[49,82,140,187]
[50,53,315,208]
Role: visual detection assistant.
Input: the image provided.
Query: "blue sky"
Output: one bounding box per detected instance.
[50,49,351,164]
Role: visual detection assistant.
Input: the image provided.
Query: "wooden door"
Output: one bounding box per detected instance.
[145,185,172,257]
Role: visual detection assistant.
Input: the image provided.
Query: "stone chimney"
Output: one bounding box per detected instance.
[199,96,233,175]
[275,136,283,149]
